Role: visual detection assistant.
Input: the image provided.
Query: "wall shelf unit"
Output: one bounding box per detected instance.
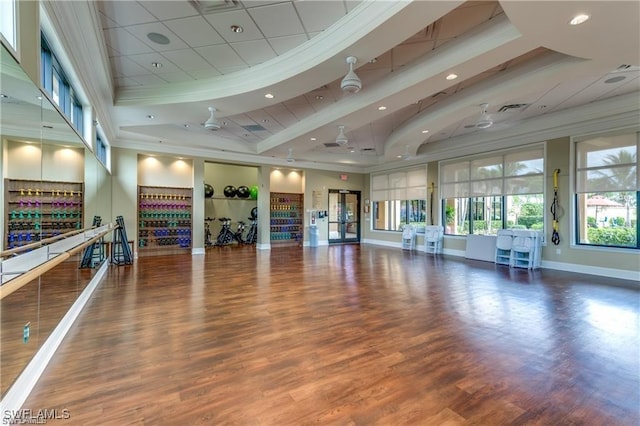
[138,185,192,255]
[270,192,303,246]
[4,179,84,249]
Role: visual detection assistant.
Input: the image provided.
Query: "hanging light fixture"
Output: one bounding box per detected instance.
[340,56,362,93]
[336,125,348,145]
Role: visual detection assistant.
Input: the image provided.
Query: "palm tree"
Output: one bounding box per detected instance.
[594,149,637,226]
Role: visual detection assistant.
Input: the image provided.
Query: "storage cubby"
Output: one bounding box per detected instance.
[137,185,192,254]
[4,179,84,249]
[270,192,303,245]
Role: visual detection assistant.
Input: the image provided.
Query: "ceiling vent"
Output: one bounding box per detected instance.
[241,124,267,132]
[324,142,342,148]
[189,0,241,14]
[498,103,528,113]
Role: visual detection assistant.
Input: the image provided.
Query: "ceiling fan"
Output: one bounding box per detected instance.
[203,106,220,130]
[286,148,295,163]
[475,103,494,129]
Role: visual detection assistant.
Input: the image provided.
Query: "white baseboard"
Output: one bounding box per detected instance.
[191,247,205,255]
[443,248,466,257]
[541,260,640,282]
[0,260,109,422]
[256,243,271,250]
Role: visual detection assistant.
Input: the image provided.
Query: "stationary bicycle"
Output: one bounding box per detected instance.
[233,221,246,244]
[204,217,215,246]
[244,216,257,245]
[214,217,235,246]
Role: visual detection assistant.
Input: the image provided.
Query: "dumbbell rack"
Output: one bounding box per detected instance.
[4,178,84,250]
[137,185,192,256]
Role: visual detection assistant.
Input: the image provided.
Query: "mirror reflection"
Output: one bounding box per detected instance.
[1,43,111,397]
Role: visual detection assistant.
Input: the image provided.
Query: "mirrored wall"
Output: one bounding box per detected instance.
[0,43,112,397]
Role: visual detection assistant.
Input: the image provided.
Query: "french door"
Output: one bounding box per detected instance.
[328,190,360,243]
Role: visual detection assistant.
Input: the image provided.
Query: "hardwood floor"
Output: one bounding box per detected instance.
[21,245,639,425]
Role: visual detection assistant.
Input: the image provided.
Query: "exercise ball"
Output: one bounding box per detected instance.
[204,183,214,198]
[237,185,250,198]
[250,207,258,219]
[249,185,258,200]
[223,185,237,198]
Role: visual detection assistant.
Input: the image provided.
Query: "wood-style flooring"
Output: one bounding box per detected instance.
[21,245,640,425]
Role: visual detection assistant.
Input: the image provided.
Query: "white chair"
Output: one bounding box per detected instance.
[495,229,513,265]
[510,230,540,269]
[424,225,444,255]
[401,224,416,251]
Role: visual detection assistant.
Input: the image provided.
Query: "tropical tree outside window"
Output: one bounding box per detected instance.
[441,146,544,236]
[575,131,639,249]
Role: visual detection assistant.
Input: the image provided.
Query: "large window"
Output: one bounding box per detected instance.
[371,168,427,231]
[441,146,544,235]
[575,131,639,249]
[0,0,16,50]
[41,34,84,136]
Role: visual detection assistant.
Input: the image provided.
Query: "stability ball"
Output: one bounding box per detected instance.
[249,185,258,200]
[223,185,237,198]
[204,183,214,198]
[237,185,250,198]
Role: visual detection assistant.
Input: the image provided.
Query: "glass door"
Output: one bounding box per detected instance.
[328,190,360,243]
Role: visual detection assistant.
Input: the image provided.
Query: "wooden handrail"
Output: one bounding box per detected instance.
[0,227,114,300]
[0,227,96,258]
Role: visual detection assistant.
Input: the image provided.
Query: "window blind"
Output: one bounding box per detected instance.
[440,146,544,198]
[371,167,427,201]
[575,132,639,193]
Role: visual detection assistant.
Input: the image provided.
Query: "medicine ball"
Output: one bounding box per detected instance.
[250,207,258,219]
[204,183,214,198]
[249,185,258,200]
[223,185,237,198]
[237,185,250,198]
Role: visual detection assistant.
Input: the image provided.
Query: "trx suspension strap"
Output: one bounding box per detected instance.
[551,169,561,245]
[430,182,435,225]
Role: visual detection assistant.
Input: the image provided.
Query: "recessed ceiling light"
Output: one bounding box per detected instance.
[151,62,162,68]
[369,58,378,64]
[147,32,170,45]
[377,105,387,111]
[310,137,317,141]
[446,73,458,80]
[184,124,190,128]
[569,14,590,25]
[230,25,243,33]
[349,148,355,153]
[262,119,269,123]
[265,93,274,99]
[421,130,429,134]
[0,94,7,98]
[147,115,155,119]
[315,95,324,100]
[397,154,403,159]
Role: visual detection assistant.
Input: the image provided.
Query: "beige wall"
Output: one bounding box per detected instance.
[270,168,303,193]
[138,154,193,187]
[5,141,84,182]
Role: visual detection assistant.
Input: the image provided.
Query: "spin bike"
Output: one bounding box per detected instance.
[214,217,235,246]
[244,216,257,245]
[205,217,215,246]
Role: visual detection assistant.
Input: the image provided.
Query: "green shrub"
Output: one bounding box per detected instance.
[530,222,544,230]
[609,216,625,227]
[587,227,637,247]
[517,215,543,229]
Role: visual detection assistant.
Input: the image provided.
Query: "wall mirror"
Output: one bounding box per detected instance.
[1,42,112,397]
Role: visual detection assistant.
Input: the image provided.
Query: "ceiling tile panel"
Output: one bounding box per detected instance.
[155,71,194,83]
[295,1,346,33]
[104,28,155,55]
[130,74,171,85]
[204,10,263,42]
[114,77,142,87]
[139,1,199,20]
[231,40,277,66]
[111,55,150,77]
[164,16,225,47]
[99,12,118,30]
[263,104,299,127]
[161,49,213,72]
[248,3,304,38]
[128,52,183,73]
[188,68,222,79]
[195,44,246,69]
[124,22,190,52]
[99,1,157,26]
[269,34,309,56]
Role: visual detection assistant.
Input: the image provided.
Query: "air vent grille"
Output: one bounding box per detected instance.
[241,124,267,132]
[498,103,528,113]
[189,0,240,14]
[324,142,341,148]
